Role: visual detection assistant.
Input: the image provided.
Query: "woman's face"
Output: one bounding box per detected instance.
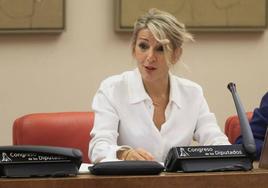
[133,29,177,84]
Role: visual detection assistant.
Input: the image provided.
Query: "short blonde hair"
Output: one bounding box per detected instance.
[131,8,193,64]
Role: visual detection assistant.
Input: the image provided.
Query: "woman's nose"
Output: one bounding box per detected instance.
[146,49,156,63]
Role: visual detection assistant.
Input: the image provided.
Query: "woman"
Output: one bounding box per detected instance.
[236,92,268,160]
[89,9,229,163]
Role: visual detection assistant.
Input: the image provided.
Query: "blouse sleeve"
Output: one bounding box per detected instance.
[88,87,130,163]
[194,94,230,145]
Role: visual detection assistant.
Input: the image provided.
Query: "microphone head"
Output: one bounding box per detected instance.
[227,82,236,93]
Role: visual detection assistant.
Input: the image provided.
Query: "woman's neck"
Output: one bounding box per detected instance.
[143,76,170,99]
[143,76,170,130]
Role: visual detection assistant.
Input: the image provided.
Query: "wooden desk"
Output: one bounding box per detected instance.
[1,166,268,188]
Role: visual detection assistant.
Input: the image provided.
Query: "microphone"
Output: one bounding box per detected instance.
[164,82,256,172]
[227,82,256,157]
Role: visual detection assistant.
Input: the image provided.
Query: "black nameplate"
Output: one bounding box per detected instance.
[173,145,247,159]
[1,150,69,163]
[165,144,253,172]
[0,145,82,177]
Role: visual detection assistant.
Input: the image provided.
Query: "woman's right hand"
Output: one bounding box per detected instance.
[120,148,155,161]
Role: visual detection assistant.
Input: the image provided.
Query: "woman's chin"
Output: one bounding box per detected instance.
[141,74,158,83]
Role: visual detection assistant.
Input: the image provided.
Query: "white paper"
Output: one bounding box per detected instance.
[79,163,93,174]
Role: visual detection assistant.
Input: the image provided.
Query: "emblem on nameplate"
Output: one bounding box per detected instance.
[1,152,12,162]
[179,148,190,157]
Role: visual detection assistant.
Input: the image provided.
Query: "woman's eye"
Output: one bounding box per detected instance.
[138,43,149,50]
[156,46,164,52]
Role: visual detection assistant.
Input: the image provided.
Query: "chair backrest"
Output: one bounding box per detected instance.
[224,112,253,144]
[13,112,94,163]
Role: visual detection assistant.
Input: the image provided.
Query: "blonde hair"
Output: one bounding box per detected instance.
[131,8,193,64]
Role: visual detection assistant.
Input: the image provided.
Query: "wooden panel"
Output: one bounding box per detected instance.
[0,0,65,33]
[1,166,268,188]
[115,0,267,32]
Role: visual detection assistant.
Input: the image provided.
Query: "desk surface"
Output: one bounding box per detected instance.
[1,165,268,188]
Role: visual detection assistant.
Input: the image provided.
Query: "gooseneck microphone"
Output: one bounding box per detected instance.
[164,82,256,172]
[227,82,256,156]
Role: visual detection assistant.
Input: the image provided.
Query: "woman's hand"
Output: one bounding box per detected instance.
[120,148,155,161]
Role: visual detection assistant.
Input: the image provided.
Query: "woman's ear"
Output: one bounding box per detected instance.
[172,47,182,64]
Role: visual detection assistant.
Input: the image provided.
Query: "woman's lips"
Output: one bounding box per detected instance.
[145,66,157,71]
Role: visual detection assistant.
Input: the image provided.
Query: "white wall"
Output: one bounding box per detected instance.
[0,0,268,145]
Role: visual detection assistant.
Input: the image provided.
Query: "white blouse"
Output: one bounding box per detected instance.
[89,69,230,163]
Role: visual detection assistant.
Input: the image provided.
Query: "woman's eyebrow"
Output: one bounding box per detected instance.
[137,37,149,42]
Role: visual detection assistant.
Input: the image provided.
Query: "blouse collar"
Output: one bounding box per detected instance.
[128,68,182,108]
